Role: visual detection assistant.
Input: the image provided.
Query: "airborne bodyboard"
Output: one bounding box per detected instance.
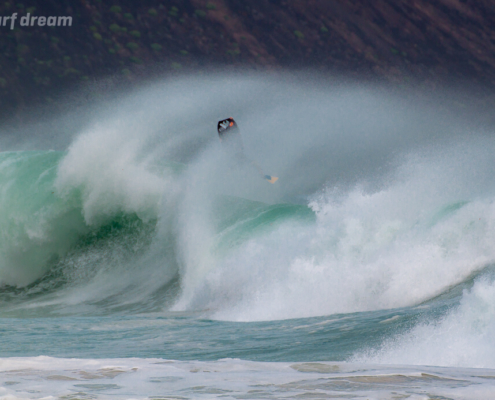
[217,117,278,184]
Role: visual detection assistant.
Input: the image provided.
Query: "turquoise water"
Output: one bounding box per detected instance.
[2,74,495,398]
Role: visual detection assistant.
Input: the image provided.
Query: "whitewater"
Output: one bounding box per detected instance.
[1,72,495,399]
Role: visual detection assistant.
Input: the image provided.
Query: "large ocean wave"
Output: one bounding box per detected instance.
[1,73,495,369]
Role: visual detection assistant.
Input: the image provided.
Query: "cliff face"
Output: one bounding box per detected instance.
[1,0,495,118]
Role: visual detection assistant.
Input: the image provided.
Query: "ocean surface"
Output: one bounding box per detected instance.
[1,73,495,399]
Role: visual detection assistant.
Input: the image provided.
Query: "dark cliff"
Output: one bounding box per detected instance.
[1,0,495,118]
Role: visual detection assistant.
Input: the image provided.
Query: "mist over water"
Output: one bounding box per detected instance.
[1,71,495,372]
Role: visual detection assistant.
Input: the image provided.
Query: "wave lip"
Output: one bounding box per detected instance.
[0,147,175,314]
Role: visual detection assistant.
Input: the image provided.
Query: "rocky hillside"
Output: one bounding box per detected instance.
[1,0,495,118]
